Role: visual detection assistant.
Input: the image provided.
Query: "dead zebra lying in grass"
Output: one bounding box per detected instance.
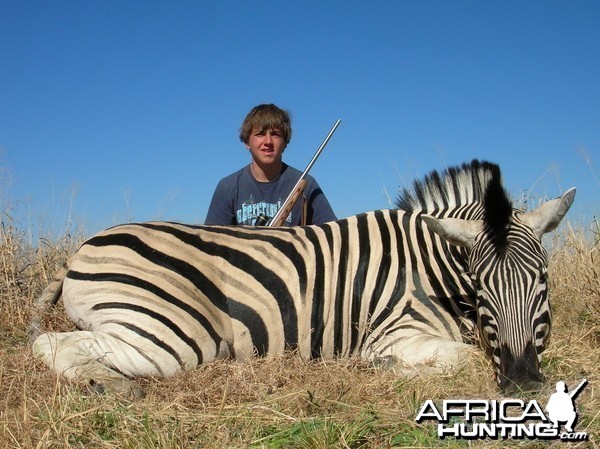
[29,160,575,399]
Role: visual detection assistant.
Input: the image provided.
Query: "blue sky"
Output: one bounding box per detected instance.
[1,1,598,238]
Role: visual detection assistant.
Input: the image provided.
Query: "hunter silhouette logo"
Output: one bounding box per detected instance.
[545,379,587,433]
[416,379,589,441]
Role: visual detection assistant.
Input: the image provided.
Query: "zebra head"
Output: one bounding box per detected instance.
[423,182,576,393]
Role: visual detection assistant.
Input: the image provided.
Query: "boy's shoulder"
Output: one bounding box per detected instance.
[218,166,251,185]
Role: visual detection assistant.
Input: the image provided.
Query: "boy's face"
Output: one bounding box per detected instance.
[245,127,286,166]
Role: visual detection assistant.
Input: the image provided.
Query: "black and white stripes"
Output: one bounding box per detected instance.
[30,160,575,396]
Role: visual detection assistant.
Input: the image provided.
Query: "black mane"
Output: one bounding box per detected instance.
[396,159,513,245]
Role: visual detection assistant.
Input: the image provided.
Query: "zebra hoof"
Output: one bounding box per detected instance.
[87,379,146,401]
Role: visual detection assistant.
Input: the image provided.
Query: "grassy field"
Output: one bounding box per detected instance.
[0,213,598,448]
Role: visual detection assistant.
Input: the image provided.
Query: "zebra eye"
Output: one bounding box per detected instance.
[534,269,548,289]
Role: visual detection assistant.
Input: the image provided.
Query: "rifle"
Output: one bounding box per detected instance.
[263,119,341,227]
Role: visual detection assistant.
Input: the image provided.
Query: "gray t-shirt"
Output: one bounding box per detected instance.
[205,164,336,226]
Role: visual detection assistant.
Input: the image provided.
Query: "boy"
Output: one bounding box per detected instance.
[205,104,336,226]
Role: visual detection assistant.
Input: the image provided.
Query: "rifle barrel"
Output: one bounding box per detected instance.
[300,119,341,181]
[268,119,341,226]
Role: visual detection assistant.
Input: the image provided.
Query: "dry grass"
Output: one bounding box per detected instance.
[1,217,598,448]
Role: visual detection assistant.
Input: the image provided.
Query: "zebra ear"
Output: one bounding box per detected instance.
[521,187,576,238]
[421,215,483,248]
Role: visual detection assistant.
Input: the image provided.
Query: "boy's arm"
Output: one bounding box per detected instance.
[305,178,337,225]
[204,180,236,225]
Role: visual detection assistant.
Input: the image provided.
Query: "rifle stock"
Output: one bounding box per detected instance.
[269,179,307,227]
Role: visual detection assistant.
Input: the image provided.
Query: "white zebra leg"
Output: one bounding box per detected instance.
[32,331,155,400]
[365,332,477,377]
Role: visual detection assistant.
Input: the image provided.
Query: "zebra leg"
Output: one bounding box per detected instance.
[32,331,153,400]
[366,332,477,377]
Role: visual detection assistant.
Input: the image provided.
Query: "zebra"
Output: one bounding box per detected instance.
[29,160,575,399]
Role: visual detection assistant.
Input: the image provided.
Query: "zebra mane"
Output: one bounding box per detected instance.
[396,160,513,243]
